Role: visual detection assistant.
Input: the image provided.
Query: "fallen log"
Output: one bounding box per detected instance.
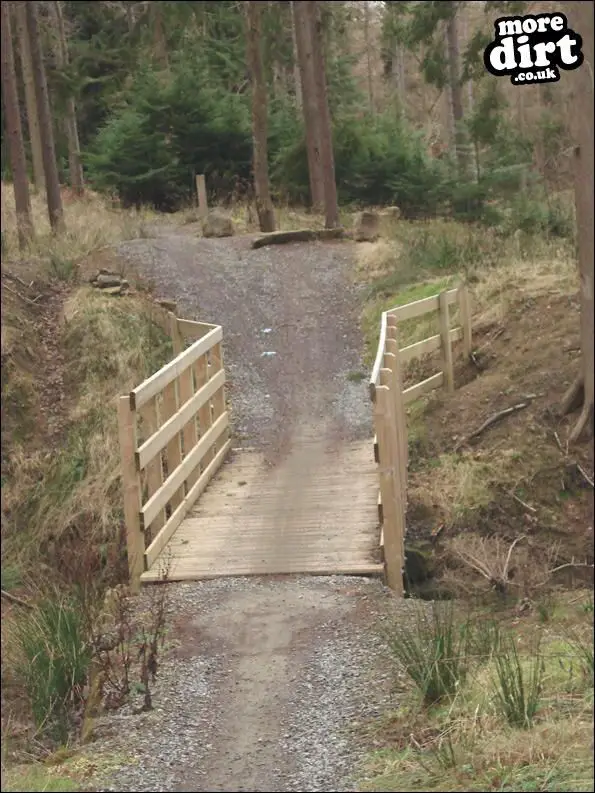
[251,228,347,249]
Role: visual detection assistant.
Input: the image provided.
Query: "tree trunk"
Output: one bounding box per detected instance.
[290,0,303,110]
[461,11,479,181]
[1,1,34,248]
[245,1,275,233]
[150,2,169,70]
[14,1,45,193]
[292,0,324,211]
[364,1,375,113]
[393,47,406,119]
[445,4,468,177]
[26,1,64,232]
[562,2,594,443]
[308,1,339,229]
[50,1,84,195]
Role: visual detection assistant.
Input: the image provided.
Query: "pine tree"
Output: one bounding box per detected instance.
[1,0,34,248]
[26,0,64,231]
[14,0,45,193]
[245,0,275,232]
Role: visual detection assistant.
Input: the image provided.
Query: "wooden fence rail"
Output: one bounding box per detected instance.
[118,305,231,591]
[369,284,472,593]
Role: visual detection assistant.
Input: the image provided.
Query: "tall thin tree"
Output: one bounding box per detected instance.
[561,1,594,442]
[445,4,469,177]
[50,1,84,195]
[290,1,303,110]
[26,0,64,232]
[308,1,339,229]
[14,1,45,193]
[245,1,275,233]
[293,0,324,211]
[1,1,34,248]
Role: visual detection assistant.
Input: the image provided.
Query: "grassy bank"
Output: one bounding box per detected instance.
[354,198,593,791]
[1,187,174,763]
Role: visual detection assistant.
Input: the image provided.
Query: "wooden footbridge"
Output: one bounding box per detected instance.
[118,288,471,594]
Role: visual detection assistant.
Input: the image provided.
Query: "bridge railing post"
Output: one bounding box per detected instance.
[117,395,144,593]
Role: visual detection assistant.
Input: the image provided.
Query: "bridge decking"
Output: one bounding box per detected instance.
[141,440,383,583]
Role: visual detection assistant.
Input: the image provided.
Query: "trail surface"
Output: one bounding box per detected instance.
[90,230,409,792]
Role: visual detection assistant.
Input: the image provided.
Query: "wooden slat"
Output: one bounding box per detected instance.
[374,384,403,594]
[117,397,145,593]
[195,352,215,469]
[139,397,165,534]
[161,377,184,511]
[458,285,472,357]
[403,372,444,404]
[142,563,385,583]
[209,342,227,455]
[178,318,218,340]
[145,438,232,569]
[373,433,379,463]
[439,290,454,392]
[369,311,388,398]
[141,411,229,530]
[136,370,225,470]
[388,287,458,323]
[178,344,199,490]
[385,338,407,502]
[377,490,383,524]
[399,327,463,364]
[131,325,222,409]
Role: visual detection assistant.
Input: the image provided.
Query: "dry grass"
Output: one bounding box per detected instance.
[361,594,594,792]
[1,184,159,278]
[1,288,172,573]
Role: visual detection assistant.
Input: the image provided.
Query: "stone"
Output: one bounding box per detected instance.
[353,211,380,242]
[157,299,177,313]
[380,205,401,220]
[96,273,123,288]
[102,285,123,295]
[202,210,234,238]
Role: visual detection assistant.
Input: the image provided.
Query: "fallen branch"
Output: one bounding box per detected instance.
[576,464,594,489]
[510,492,537,513]
[455,400,532,450]
[1,589,33,609]
[4,270,34,289]
[251,228,346,249]
[535,561,594,588]
[2,283,43,306]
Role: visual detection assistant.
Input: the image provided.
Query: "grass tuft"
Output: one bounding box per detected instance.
[492,635,545,728]
[14,595,91,741]
[385,602,494,705]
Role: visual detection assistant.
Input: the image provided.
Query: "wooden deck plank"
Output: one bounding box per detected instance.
[143,440,382,584]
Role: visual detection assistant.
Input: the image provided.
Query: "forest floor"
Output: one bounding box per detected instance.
[1,194,593,792]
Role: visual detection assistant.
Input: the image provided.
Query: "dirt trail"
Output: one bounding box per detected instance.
[90,230,406,792]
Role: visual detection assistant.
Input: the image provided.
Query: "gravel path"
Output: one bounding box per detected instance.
[90,576,413,793]
[88,230,410,791]
[118,232,372,462]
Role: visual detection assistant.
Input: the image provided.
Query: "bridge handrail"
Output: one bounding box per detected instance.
[369,284,472,593]
[118,306,231,591]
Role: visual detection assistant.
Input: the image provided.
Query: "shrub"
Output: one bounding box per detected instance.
[15,595,91,741]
